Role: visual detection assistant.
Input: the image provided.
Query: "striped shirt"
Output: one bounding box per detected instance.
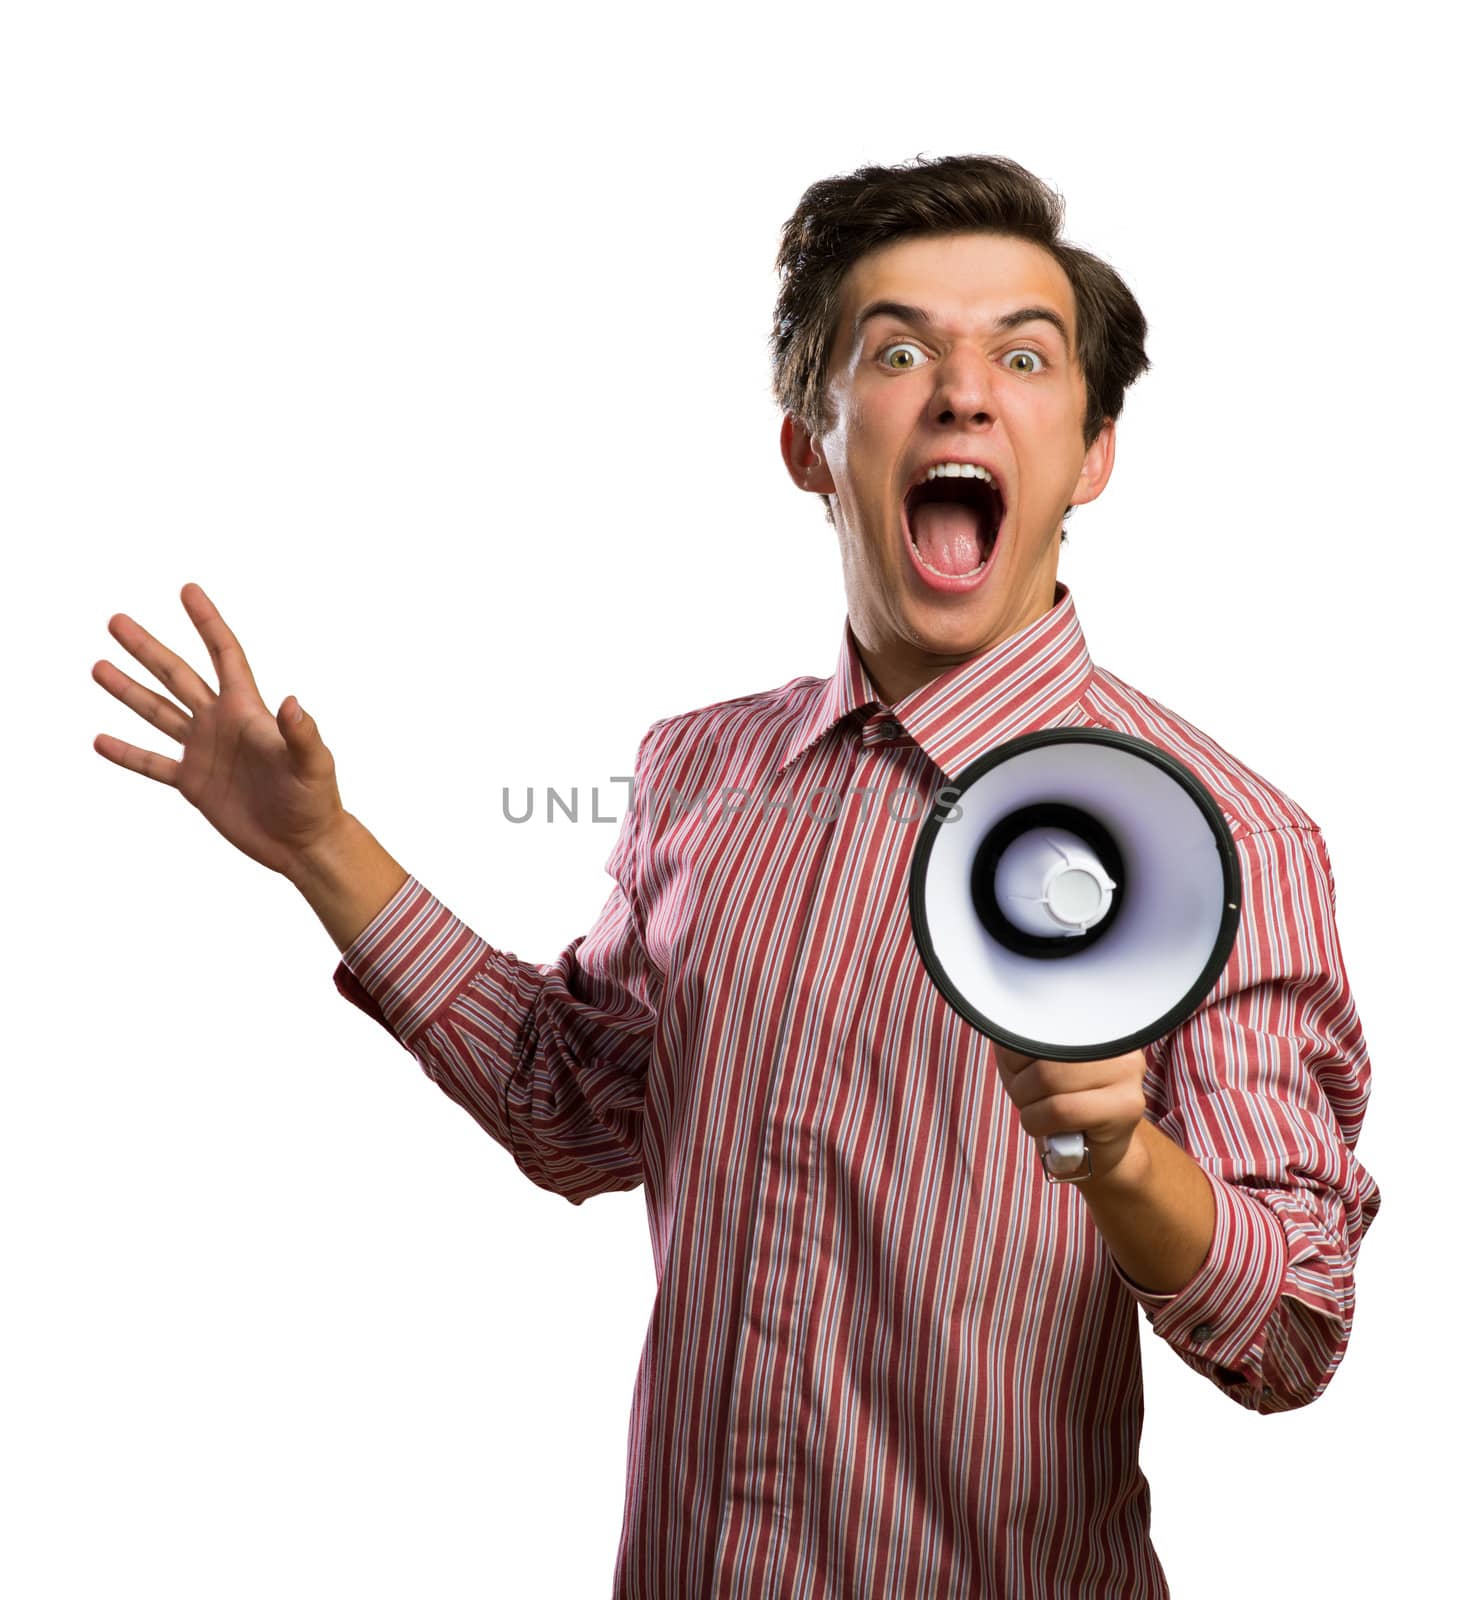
[333,581,1379,1598]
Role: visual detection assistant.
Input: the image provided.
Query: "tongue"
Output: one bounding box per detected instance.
[910,501,984,574]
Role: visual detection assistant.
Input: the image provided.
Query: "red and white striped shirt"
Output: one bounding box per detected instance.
[334,581,1379,1598]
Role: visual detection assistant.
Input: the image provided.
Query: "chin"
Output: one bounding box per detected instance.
[901,605,1001,658]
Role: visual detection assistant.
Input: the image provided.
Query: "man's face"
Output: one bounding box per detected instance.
[781,231,1115,704]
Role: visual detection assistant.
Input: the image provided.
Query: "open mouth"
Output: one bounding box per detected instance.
[902,471,1005,586]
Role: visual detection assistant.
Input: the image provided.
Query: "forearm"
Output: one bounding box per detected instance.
[1078,1119,1217,1295]
[287,811,410,954]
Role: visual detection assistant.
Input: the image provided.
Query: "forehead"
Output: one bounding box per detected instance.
[835,231,1077,353]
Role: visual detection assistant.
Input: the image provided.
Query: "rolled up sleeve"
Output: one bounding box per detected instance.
[1114,823,1380,1414]
[333,730,664,1207]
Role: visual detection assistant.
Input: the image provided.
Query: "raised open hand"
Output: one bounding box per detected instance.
[92,582,348,879]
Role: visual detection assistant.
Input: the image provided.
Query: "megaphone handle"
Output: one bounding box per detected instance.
[1039,1131,1093,1183]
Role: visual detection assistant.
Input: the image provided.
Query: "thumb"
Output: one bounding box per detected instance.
[277,696,336,786]
[278,695,322,753]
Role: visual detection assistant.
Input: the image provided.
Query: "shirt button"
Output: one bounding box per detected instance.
[1192,1322,1216,1342]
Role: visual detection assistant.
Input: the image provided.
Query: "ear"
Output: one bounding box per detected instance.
[781,414,836,496]
[1069,417,1116,508]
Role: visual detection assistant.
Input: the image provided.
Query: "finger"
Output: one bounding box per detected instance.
[180,582,263,702]
[1000,1057,1120,1109]
[92,658,192,745]
[991,1042,1037,1075]
[1018,1084,1145,1139]
[92,730,182,787]
[105,609,216,714]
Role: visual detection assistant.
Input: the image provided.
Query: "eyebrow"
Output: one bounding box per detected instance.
[851,299,1072,356]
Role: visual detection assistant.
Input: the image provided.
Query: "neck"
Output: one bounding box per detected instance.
[859,648,971,707]
[854,583,1065,707]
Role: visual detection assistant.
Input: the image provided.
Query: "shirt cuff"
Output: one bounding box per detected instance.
[1110,1170,1289,1385]
[331,873,491,1047]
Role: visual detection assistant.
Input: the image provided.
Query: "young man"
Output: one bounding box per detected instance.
[93,155,1378,1597]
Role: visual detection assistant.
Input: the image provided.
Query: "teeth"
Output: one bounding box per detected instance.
[916,548,987,578]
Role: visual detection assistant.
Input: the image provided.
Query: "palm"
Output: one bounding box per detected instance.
[181,691,333,866]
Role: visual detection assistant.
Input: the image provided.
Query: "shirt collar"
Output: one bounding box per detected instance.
[776,581,1095,781]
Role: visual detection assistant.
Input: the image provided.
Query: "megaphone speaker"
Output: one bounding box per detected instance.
[908,728,1242,1182]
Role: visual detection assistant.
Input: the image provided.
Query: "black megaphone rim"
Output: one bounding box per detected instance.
[907,727,1243,1062]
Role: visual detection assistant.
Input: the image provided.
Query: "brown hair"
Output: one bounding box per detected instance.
[769,153,1151,536]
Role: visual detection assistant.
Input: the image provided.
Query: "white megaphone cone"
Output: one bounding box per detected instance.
[908,729,1242,1183]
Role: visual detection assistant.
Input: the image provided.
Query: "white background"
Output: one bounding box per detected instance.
[5,2,1448,1594]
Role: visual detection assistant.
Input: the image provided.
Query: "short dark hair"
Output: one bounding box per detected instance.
[769,154,1151,538]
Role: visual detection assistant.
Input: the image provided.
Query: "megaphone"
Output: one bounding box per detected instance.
[908,728,1241,1182]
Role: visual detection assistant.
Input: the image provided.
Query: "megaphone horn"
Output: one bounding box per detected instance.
[908,729,1241,1183]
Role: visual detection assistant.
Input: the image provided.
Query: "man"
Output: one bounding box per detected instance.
[92,155,1378,1597]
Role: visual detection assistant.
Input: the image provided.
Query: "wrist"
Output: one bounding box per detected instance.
[285,810,364,890]
[286,812,411,954]
[1086,1118,1156,1196]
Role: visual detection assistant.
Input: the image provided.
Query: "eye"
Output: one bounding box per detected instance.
[878,341,926,370]
[1004,348,1045,375]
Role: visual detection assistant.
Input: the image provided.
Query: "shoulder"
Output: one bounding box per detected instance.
[1081,665,1320,842]
[634,673,826,783]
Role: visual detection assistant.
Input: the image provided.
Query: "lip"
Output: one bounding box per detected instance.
[900,500,1002,594]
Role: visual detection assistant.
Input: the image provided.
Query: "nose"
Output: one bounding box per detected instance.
[930,346,996,427]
